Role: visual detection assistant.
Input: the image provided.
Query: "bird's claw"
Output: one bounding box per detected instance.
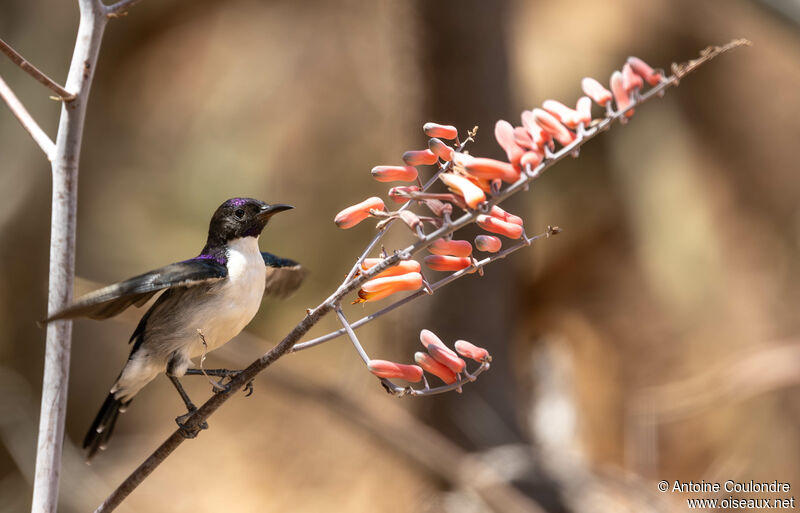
[209,371,255,397]
[175,410,208,439]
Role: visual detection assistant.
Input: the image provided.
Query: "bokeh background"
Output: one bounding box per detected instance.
[1,1,799,512]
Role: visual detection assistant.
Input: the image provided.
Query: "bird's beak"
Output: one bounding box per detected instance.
[258,203,294,219]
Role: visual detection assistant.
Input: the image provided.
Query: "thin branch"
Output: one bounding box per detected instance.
[103,0,143,18]
[0,74,56,159]
[0,38,75,101]
[95,40,750,512]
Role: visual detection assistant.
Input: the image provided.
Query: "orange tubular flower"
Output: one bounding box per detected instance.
[489,205,523,226]
[542,99,581,128]
[424,255,473,272]
[627,57,662,86]
[581,77,613,106]
[520,150,542,170]
[622,63,643,92]
[419,329,466,373]
[575,96,592,126]
[439,172,486,209]
[494,120,525,167]
[533,108,576,147]
[427,344,466,374]
[513,126,534,150]
[356,272,422,303]
[423,122,458,140]
[474,235,502,253]
[428,137,454,162]
[387,185,421,203]
[454,340,491,362]
[414,352,457,384]
[360,258,421,277]
[334,197,386,229]
[458,154,520,183]
[371,165,419,183]
[367,360,423,382]
[429,238,472,257]
[610,70,633,118]
[477,214,523,239]
[403,149,438,166]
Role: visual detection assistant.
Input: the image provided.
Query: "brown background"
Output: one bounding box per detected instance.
[1,1,799,512]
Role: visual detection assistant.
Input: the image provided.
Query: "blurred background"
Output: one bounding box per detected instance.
[1,0,799,512]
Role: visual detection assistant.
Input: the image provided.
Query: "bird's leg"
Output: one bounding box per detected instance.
[168,375,208,438]
[183,368,255,397]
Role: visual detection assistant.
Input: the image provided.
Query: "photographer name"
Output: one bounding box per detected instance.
[673,480,791,494]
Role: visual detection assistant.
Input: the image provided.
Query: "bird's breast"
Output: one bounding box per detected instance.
[189,237,266,354]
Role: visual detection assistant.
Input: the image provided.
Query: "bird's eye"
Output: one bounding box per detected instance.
[234,209,245,219]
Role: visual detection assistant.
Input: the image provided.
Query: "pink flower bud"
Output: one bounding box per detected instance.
[428,138,454,162]
[367,359,423,382]
[494,120,524,167]
[361,258,421,277]
[490,205,523,225]
[474,234,502,253]
[542,99,581,129]
[403,149,438,166]
[414,352,457,384]
[429,238,472,257]
[419,329,466,373]
[458,154,520,184]
[427,344,466,374]
[622,63,643,92]
[356,272,423,302]
[627,56,662,86]
[477,214,523,239]
[371,165,419,183]
[581,77,613,106]
[439,173,486,209]
[533,108,576,147]
[424,255,473,272]
[454,340,491,362]
[334,197,386,229]
[423,122,458,140]
[521,110,554,150]
[513,126,534,150]
[388,185,421,203]
[520,150,542,170]
[610,70,633,118]
[575,96,592,126]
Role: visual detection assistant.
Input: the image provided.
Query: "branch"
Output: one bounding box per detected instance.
[0,74,56,159]
[103,0,143,18]
[0,38,75,100]
[95,40,750,512]
[32,0,109,512]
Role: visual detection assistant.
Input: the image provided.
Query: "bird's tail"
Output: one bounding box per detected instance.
[83,391,132,462]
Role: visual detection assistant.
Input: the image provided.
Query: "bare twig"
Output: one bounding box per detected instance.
[32,1,109,512]
[94,40,749,512]
[103,0,143,18]
[0,74,56,159]
[0,38,75,100]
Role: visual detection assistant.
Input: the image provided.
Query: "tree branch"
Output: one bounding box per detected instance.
[0,38,75,100]
[103,0,143,18]
[31,0,109,512]
[0,74,56,159]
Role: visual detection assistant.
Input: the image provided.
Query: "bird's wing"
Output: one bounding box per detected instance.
[262,252,306,298]
[46,258,228,322]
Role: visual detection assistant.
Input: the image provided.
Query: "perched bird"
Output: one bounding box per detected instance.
[45,197,304,461]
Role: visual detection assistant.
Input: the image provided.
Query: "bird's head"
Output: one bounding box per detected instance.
[207,198,293,245]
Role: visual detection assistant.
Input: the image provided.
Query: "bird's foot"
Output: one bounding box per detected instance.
[184,368,255,397]
[175,409,208,439]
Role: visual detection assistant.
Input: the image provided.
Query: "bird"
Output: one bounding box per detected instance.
[45,197,305,461]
